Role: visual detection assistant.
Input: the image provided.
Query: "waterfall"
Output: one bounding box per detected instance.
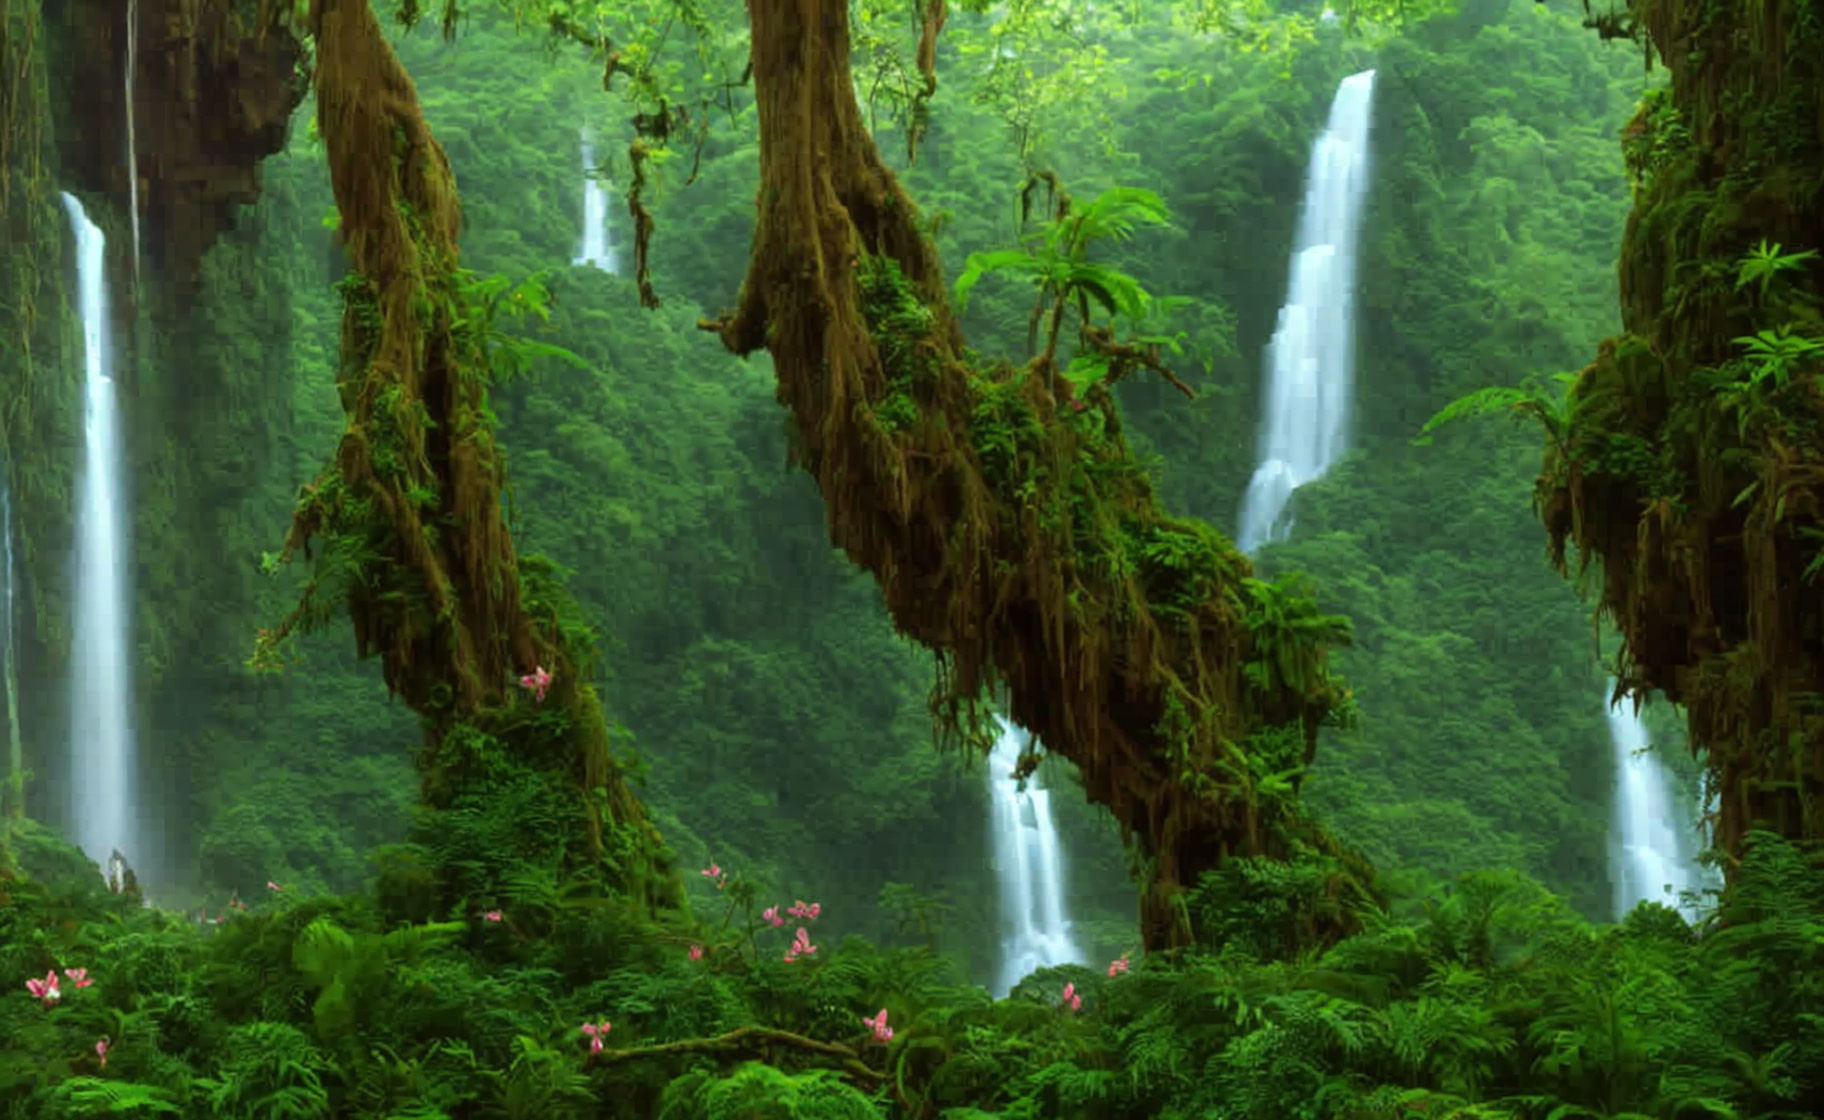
[1236,69,1376,554]
[573,139,619,273]
[1,477,21,818]
[125,0,141,281]
[60,193,138,875]
[1606,684,1705,920]
[988,715,1082,997]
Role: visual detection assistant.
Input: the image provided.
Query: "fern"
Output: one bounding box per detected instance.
[46,1078,183,1117]
[1413,372,1576,454]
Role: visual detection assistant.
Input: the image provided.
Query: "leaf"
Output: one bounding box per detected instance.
[954,249,1046,312]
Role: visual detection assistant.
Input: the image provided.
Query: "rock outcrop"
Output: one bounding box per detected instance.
[55,0,306,292]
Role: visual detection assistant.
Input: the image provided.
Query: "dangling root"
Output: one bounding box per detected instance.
[708,0,1362,949]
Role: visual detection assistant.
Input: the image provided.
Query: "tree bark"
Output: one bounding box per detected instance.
[268,0,679,912]
[716,0,1361,949]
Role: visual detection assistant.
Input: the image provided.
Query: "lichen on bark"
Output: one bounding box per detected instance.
[1538,0,1824,868]
[707,0,1364,949]
[256,0,679,914]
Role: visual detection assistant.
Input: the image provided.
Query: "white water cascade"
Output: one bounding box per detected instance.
[1606,685,1705,920]
[125,0,141,281]
[988,715,1083,997]
[1236,69,1377,554]
[573,139,619,273]
[60,193,138,874]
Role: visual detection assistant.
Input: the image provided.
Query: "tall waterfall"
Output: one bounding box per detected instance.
[988,715,1082,997]
[125,0,141,281]
[1,477,21,818]
[573,139,619,274]
[1236,69,1377,554]
[1606,685,1705,920]
[61,193,137,873]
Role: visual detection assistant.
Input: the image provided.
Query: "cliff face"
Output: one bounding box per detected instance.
[1538,1,1824,866]
[57,0,306,291]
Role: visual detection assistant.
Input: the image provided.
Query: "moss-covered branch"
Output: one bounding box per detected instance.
[705,0,1363,949]
[1538,0,1824,867]
[259,0,679,913]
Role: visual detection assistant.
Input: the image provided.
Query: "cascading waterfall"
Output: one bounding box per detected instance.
[125,0,141,280]
[60,192,138,875]
[988,715,1082,997]
[1236,69,1376,554]
[1,477,21,817]
[573,138,619,274]
[1606,684,1705,920]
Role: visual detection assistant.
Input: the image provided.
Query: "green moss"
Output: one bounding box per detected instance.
[1538,0,1824,863]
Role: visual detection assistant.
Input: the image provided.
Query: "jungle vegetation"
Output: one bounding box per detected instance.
[0,0,1821,1116]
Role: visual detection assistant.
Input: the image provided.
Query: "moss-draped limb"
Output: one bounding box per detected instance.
[261,0,679,912]
[1537,0,1824,867]
[707,0,1363,949]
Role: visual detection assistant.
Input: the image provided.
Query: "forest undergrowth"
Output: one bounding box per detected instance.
[3,818,1822,1119]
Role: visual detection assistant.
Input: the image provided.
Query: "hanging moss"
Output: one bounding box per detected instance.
[1537,0,1824,870]
[0,0,80,861]
[707,0,1365,950]
[257,0,679,916]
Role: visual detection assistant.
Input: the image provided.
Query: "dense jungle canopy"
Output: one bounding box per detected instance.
[0,0,1822,1116]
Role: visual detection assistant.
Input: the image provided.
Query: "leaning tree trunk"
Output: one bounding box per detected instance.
[710,0,1364,949]
[1538,1,1824,870]
[262,0,679,914]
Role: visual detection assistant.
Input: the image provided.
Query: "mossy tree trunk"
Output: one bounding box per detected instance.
[265,0,679,914]
[711,0,1361,949]
[1539,0,1824,870]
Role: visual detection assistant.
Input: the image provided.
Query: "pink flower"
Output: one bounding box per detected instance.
[25,971,59,1006]
[580,1019,611,1054]
[1061,982,1081,1012]
[784,926,818,962]
[483,910,503,923]
[62,968,92,989]
[786,900,820,920]
[95,1037,111,1068]
[761,905,783,927]
[864,1008,893,1042]
[1107,955,1130,977]
[699,861,727,889]
[518,666,553,702]
[266,880,283,892]
[688,943,704,961]
[1071,398,1087,412]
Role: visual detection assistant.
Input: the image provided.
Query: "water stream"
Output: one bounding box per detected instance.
[1606,684,1705,920]
[574,138,619,274]
[1,477,21,818]
[1237,70,1377,553]
[988,716,1082,996]
[125,0,141,281]
[61,192,137,874]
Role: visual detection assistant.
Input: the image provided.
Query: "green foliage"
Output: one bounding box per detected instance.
[955,185,1172,380]
[16,5,1821,1120]
[1413,372,1576,456]
[657,1063,884,1119]
[1734,239,1819,303]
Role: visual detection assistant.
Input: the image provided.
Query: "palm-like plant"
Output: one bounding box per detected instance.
[954,182,1187,394]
